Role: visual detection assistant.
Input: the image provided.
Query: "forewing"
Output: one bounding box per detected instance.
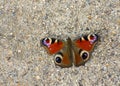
[41,38,64,54]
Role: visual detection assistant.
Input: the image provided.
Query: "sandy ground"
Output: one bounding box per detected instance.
[0,0,120,86]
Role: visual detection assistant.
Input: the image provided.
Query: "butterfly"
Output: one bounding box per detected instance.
[41,34,98,68]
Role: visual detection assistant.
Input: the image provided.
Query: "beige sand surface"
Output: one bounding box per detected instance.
[0,0,119,86]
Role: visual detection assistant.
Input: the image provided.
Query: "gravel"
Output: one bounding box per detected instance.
[0,0,119,86]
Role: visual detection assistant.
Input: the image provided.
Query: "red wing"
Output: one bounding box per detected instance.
[73,34,98,66]
[41,38,64,54]
[41,37,73,68]
[74,34,98,51]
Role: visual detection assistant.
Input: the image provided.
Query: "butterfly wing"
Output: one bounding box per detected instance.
[41,38,64,54]
[53,37,73,67]
[73,34,98,66]
[41,37,73,67]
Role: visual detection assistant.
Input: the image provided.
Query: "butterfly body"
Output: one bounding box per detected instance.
[41,34,98,68]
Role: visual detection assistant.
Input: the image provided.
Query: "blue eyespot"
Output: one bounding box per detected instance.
[55,57,62,63]
[80,50,89,61]
[55,54,63,64]
[82,52,88,60]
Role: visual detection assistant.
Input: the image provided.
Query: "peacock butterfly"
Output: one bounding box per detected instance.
[41,34,98,68]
